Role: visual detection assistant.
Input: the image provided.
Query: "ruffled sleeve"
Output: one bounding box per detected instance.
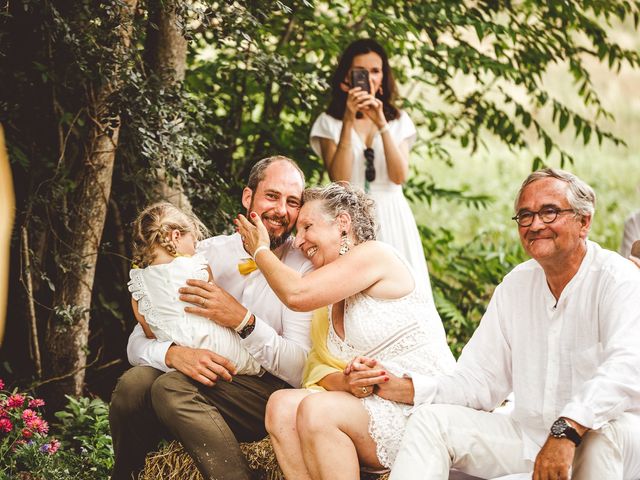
[128,268,154,322]
[310,113,341,157]
[392,111,417,149]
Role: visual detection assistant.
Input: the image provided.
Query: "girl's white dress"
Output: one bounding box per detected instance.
[310,111,433,294]
[128,253,261,375]
[326,247,455,468]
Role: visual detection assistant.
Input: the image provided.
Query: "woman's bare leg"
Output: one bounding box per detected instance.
[265,389,314,480]
[297,391,382,480]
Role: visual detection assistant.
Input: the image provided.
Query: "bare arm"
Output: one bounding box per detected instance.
[361,96,410,184]
[131,297,156,339]
[236,213,408,311]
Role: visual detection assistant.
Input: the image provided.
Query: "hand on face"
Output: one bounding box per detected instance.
[235,212,270,257]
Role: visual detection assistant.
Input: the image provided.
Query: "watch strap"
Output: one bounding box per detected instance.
[238,316,255,338]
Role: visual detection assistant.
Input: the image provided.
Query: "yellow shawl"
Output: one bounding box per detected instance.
[301,307,347,390]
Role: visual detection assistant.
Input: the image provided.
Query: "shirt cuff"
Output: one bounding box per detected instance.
[136,339,174,372]
[559,402,596,430]
[239,315,270,353]
[405,372,439,411]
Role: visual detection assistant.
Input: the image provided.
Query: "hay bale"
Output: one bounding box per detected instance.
[140,437,389,480]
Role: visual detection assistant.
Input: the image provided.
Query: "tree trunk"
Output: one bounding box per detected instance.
[44,0,138,406]
[144,0,191,210]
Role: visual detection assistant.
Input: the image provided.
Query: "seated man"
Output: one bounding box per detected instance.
[389,168,640,480]
[109,156,313,480]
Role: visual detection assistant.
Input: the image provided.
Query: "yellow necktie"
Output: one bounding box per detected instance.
[238,258,258,275]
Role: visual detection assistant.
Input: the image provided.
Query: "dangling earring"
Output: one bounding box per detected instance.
[339,231,350,256]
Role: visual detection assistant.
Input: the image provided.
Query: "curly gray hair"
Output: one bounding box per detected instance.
[515,168,596,217]
[302,182,377,243]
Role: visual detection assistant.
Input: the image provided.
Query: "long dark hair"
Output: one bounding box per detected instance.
[326,38,400,122]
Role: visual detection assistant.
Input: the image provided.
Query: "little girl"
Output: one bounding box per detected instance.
[128,202,261,375]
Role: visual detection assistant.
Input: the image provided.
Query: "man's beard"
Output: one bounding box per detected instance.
[263,212,291,249]
[247,202,291,249]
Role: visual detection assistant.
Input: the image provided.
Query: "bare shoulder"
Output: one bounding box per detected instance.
[351,241,403,266]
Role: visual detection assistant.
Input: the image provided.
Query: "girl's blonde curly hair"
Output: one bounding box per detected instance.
[131,202,209,268]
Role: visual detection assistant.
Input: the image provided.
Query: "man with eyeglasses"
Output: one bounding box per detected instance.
[388,168,640,480]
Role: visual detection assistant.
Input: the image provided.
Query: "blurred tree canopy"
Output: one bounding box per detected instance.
[1,0,639,404]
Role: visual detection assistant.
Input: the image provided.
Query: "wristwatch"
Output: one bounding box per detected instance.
[550,418,582,446]
[238,316,256,339]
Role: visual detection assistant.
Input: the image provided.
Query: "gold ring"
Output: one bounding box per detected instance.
[201,298,206,307]
[361,386,368,394]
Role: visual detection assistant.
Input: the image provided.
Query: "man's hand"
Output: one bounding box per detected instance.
[166,345,237,387]
[533,436,576,480]
[179,279,247,329]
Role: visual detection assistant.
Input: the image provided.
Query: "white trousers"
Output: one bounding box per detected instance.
[390,404,640,480]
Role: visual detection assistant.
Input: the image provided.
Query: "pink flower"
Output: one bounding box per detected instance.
[0,417,12,433]
[6,394,25,409]
[28,398,45,408]
[36,419,49,434]
[21,409,37,422]
[48,438,60,454]
[0,379,4,390]
[21,427,33,439]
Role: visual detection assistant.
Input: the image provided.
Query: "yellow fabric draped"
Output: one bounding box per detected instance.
[302,306,347,391]
[237,258,258,275]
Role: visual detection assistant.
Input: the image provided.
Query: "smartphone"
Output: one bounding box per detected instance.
[631,240,640,258]
[350,69,370,93]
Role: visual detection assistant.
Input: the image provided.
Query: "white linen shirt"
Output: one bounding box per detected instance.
[411,240,640,460]
[127,233,314,388]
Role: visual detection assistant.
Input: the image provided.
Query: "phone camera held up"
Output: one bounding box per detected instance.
[350,69,370,119]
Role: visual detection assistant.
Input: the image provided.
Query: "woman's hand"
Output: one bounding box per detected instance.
[343,356,389,398]
[374,371,415,404]
[345,87,373,123]
[362,97,386,129]
[235,212,270,257]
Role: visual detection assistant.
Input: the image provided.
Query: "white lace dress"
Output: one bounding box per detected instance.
[326,254,455,468]
[128,253,261,375]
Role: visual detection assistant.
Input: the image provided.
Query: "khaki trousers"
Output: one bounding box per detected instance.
[109,366,290,480]
[390,404,640,480]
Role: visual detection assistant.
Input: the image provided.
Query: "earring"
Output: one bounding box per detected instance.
[339,231,350,256]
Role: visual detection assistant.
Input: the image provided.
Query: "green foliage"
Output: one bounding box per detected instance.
[0,393,114,480]
[421,226,527,356]
[53,396,114,479]
[2,0,639,392]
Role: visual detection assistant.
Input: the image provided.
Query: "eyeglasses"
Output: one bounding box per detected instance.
[512,207,575,227]
[364,148,375,183]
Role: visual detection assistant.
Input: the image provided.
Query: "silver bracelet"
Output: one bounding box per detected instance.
[253,245,269,260]
[235,309,253,332]
[379,123,390,134]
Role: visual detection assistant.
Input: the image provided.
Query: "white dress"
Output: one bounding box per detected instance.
[128,253,261,375]
[310,112,434,294]
[325,247,455,468]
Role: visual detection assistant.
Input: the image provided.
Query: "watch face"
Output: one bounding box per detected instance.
[550,418,567,436]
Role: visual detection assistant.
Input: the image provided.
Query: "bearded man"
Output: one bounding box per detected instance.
[109,156,313,480]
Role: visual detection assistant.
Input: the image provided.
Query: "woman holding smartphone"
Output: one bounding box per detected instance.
[310,38,433,291]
